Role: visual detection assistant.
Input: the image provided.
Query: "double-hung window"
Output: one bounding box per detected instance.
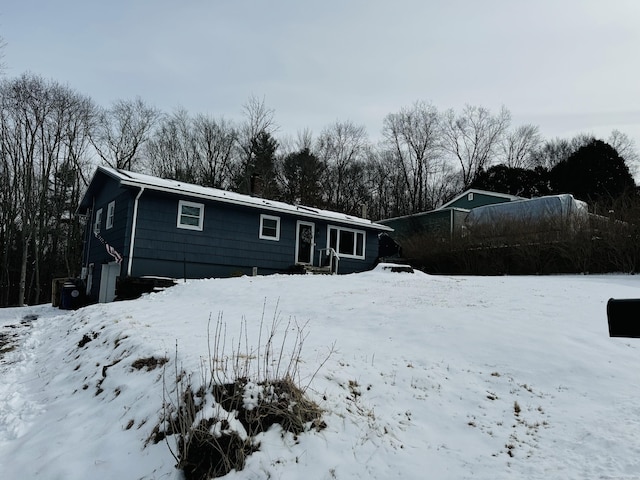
[177,200,205,231]
[259,214,280,241]
[106,201,115,229]
[328,226,366,259]
[94,208,103,234]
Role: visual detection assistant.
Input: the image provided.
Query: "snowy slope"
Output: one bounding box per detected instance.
[1,268,640,479]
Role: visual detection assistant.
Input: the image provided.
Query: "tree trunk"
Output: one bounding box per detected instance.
[18,235,29,306]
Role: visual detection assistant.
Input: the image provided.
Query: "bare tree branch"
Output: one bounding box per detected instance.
[440,105,511,188]
[90,97,160,171]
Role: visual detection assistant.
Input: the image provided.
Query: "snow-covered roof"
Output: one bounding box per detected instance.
[86,166,392,231]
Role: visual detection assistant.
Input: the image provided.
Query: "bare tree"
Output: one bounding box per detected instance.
[0,73,94,305]
[295,128,314,151]
[279,127,315,158]
[440,105,511,188]
[233,95,278,194]
[608,129,639,177]
[382,101,441,212]
[146,109,198,182]
[315,121,370,214]
[365,148,407,219]
[91,96,160,171]
[192,114,237,188]
[0,35,6,75]
[500,124,542,169]
[146,110,238,188]
[530,134,595,170]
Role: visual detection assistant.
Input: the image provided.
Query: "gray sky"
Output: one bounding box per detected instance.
[2,0,640,149]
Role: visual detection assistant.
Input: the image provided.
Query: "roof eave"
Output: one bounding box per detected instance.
[82,166,393,231]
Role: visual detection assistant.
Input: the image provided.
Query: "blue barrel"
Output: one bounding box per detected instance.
[60,282,79,310]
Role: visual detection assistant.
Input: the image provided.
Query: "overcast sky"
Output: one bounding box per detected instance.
[2,0,640,149]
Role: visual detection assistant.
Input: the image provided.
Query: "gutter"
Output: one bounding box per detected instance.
[127,187,145,276]
[95,165,392,231]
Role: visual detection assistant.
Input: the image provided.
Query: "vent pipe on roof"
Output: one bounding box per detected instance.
[250,173,262,197]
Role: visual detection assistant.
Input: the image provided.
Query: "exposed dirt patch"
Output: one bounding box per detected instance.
[78,332,99,348]
[0,315,38,361]
[0,332,18,356]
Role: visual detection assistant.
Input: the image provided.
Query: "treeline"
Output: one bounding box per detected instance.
[1,72,638,305]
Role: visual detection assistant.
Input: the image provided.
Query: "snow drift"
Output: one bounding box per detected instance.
[1,269,640,479]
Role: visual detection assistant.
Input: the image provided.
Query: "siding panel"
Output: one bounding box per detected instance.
[128,191,379,278]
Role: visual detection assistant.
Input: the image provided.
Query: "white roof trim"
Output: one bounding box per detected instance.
[437,189,524,210]
[378,207,470,224]
[96,166,393,231]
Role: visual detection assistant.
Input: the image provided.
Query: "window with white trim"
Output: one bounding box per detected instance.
[106,201,115,229]
[94,208,102,234]
[259,214,280,241]
[177,200,205,231]
[328,226,366,259]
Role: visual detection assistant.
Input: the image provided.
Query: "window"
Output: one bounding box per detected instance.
[177,200,204,231]
[259,214,280,241]
[327,226,366,259]
[468,192,474,201]
[106,201,115,229]
[94,208,103,234]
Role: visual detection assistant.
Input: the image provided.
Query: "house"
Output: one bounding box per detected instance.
[378,189,523,244]
[438,188,523,210]
[77,166,393,302]
[377,208,468,245]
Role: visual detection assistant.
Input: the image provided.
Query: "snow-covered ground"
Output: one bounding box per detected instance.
[1,267,640,479]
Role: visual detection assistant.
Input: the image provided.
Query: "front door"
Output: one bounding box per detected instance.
[295,221,315,265]
[98,261,121,303]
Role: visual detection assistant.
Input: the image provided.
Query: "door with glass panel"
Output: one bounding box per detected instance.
[295,221,315,265]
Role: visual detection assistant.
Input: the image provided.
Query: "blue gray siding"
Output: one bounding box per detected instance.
[83,179,135,298]
[128,191,378,279]
[445,192,513,210]
[81,174,384,301]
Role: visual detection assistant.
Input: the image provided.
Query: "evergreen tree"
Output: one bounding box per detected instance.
[550,139,635,202]
[233,131,280,199]
[281,148,325,207]
[471,164,550,198]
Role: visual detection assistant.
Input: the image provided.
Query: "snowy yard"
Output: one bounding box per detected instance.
[1,267,639,479]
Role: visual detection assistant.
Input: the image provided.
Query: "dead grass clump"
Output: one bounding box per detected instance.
[180,420,255,480]
[169,378,324,480]
[215,377,325,436]
[514,401,522,416]
[132,356,169,371]
[161,306,332,480]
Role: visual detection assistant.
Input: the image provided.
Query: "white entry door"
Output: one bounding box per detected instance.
[295,221,315,265]
[99,262,121,303]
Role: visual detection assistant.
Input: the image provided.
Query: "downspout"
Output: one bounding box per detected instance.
[450,208,454,242]
[85,197,95,271]
[127,187,145,276]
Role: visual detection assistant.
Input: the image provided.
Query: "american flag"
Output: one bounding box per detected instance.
[105,243,123,264]
[94,232,123,264]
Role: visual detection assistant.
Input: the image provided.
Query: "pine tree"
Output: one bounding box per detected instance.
[550,140,635,202]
